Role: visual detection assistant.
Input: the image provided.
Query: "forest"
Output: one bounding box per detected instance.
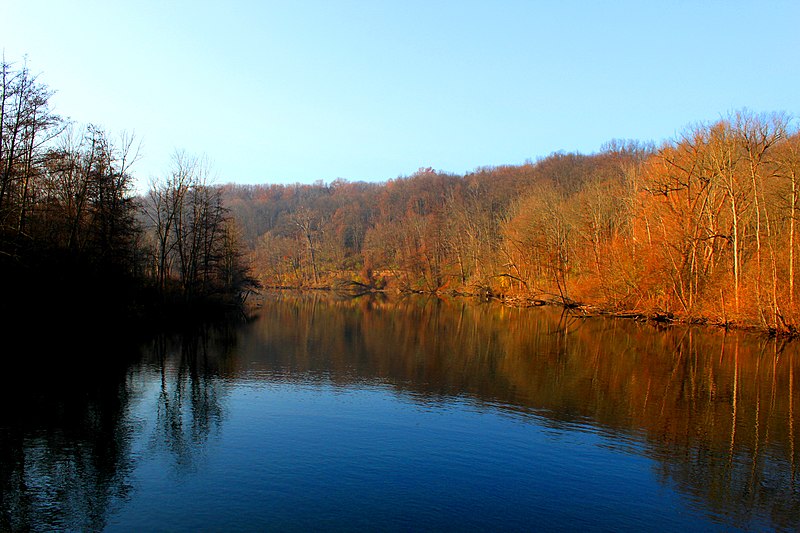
[224,114,800,334]
[3,58,800,334]
[0,60,255,332]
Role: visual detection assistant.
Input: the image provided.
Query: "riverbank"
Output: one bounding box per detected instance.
[494,294,799,337]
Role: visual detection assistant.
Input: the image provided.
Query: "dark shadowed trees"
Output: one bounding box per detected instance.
[1,59,255,331]
[143,151,255,306]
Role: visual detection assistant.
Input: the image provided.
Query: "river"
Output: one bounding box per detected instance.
[1,292,798,531]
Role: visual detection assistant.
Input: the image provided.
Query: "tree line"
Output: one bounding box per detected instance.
[0,59,255,331]
[5,57,798,333]
[226,113,800,333]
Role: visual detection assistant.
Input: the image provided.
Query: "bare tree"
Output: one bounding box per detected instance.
[145,151,194,293]
[290,206,321,285]
[0,59,61,237]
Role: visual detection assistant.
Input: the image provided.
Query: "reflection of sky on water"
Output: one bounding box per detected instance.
[109,380,712,532]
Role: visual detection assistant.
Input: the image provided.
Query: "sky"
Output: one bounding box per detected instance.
[3,0,800,193]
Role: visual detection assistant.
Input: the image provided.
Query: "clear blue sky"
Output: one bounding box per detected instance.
[4,0,799,192]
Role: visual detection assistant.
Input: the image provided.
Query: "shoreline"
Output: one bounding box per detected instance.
[253,285,791,338]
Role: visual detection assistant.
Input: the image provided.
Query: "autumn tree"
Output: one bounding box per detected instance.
[775,132,800,317]
[733,111,787,329]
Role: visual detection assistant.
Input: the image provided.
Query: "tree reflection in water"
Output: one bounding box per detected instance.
[0,343,137,531]
[242,292,800,530]
[0,325,235,531]
[142,326,234,473]
[1,294,799,530]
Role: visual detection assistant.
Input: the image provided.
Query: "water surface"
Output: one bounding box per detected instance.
[2,293,799,531]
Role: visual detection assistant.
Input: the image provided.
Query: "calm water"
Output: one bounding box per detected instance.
[2,293,799,531]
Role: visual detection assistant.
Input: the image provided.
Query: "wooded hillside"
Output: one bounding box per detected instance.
[3,57,798,333]
[226,114,800,333]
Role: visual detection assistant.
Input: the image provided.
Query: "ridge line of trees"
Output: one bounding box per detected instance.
[227,114,800,333]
